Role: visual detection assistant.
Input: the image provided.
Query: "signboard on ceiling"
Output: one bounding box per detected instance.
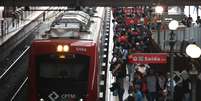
[123,7,144,14]
[128,53,168,64]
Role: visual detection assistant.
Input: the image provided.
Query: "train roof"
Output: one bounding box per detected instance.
[54,11,90,26]
[40,7,104,42]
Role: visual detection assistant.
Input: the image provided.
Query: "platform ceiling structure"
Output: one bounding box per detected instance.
[0,0,201,6]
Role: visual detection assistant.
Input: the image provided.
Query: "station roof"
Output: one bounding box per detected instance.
[0,0,201,6]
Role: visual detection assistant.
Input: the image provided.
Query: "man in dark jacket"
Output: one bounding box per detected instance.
[197,74,201,101]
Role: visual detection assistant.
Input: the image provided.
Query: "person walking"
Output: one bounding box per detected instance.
[125,95,135,101]
[187,15,193,27]
[146,69,158,101]
[174,82,184,101]
[158,73,167,101]
[196,16,201,27]
[134,84,143,101]
[111,58,126,101]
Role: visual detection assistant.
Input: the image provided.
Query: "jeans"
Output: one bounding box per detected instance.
[116,78,125,101]
[147,92,157,101]
[127,64,135,83]
[183,93,190,101]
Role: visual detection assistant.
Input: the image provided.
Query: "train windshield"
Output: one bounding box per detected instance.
[36,54,90,100]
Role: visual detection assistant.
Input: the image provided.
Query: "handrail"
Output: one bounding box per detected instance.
[152,26,201,51]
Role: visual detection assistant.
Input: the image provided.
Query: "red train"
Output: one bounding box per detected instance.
[28,7,105,101]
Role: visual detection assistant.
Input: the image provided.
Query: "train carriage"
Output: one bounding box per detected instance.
[28,7,105,101]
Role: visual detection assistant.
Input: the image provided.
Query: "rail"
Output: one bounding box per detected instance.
[0,46,30,80]
[10,77,28,101]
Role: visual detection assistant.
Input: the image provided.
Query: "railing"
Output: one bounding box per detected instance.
[0,7,49,38]
[0,8,36,38]
[152,26,201,52]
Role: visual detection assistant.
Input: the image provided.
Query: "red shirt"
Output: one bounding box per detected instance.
[131,31,140,36]
[118,35,128,43]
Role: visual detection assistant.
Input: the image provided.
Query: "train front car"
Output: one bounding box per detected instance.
[28,7,105,101]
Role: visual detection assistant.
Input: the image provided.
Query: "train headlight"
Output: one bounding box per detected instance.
[59,55,66,59]
[40,98,44,101]
[63,45,69,52]
[57,45,70,52]
[57,45,63,52]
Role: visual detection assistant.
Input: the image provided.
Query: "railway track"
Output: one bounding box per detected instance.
[0,46,30,80]
[5,47,30,101]
[0,8,65,101]
[0,46,29,101]
[99,7,111,101]
[0,16,39,100]
[10,77,28,101]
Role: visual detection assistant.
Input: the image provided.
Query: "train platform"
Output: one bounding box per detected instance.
[0,7,64,62]
[107,7,201,101]
[0,10,46,46]
[0,7,58,46]
[106,10,133,101]
[0,8,48,62]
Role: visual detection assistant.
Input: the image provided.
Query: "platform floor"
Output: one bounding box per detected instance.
[106,12,130,101]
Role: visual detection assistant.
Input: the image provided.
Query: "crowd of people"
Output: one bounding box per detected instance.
[181,15,193,27]
[110,7,156,101]
[181,15,201,27]
[109,7,194,101]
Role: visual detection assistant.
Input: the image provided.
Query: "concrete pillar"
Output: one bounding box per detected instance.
[189,6,191,16]
[180,6,185,14]
[197,6,199,17]
[1,20,4,37]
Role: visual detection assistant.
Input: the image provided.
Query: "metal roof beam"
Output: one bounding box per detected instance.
[0,0,201,6]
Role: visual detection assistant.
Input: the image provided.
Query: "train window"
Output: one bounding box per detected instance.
[36,54,90,99]
[36,54,90,81]
[39,63,84,79]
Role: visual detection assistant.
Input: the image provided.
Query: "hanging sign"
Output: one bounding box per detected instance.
[123,7,144,14]
[128,53,168,64]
